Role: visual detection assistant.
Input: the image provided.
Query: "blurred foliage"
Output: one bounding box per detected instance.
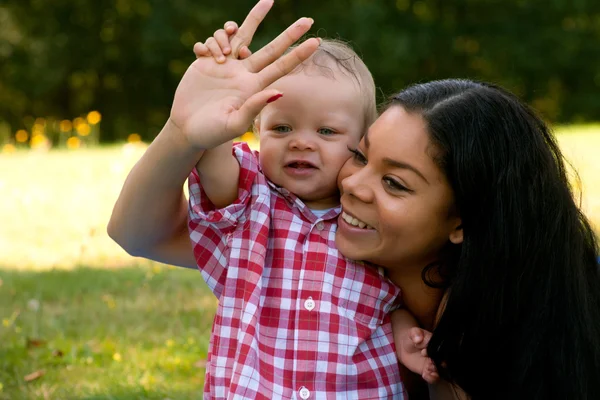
[1,0,599,142]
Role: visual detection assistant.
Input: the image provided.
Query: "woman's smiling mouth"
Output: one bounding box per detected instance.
[341,211,374,230]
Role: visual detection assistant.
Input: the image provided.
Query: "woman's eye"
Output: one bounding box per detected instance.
[383,177,411,192]
[347,146,367,165]
[318,127,336,136]
[273,125,292,133]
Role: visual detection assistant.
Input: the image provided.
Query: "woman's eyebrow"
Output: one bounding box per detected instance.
[364,131,430,184]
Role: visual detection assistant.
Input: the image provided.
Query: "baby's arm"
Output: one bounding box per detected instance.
[391,308,439,384]
[108,0,319,264]
[195,141,240,208]
[193,26,243,208]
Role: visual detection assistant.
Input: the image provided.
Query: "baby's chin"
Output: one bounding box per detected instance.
[297,192,341,210]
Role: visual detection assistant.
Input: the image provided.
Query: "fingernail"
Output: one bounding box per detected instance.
[266,94,283,104]
[308,18,314,24]
[218,56,226,63]
[224,47,230,54]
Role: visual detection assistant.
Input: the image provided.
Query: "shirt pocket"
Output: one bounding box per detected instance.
[328,256,389,329]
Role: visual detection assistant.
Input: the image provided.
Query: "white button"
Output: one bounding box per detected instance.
[299,386,310,399]
[304,297,315,311]
[316,221,325,231]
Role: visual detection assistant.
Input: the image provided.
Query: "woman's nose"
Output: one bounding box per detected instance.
[340,167,374,203]
[288,131,316,151]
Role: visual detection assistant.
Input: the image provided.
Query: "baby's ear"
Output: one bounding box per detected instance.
[252,116,261,135]
[448,221,463,245]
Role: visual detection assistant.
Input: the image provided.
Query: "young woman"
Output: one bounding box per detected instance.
[335,79,600,399]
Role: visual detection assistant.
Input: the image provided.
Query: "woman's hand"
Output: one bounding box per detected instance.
[169,0,318,150]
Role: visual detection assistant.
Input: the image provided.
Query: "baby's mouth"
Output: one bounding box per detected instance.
[286,161,316,169]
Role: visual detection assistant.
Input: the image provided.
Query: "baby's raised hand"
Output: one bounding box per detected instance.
[169,0,318,150]
[194,22,252,63]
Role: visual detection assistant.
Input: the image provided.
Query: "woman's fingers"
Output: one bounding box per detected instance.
[230,0,274,57]
[227,88,282,134]
[244,17,314,73]
[256,37,320,89]
[214,29,232,55]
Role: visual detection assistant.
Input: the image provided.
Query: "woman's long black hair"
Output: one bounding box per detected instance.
[392,79,600,399]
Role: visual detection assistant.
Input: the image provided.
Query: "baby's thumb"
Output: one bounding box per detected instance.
[228,90,283,133]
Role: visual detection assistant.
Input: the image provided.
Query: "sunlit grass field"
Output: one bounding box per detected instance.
[0,127,598,399]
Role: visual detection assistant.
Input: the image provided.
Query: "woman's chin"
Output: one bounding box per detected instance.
[335,230,371,261]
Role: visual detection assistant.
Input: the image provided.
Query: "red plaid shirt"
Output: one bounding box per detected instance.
[188,143,405,399]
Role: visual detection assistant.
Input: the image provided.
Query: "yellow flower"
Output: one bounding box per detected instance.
[32,124,44,136]
[87,111,102,125]
[127,133,141,143]
[2,144,16,153]
[2,319,10,327]
[30,134,48,149]
[73,117,85,130]
[15,130,28,143]
[66,136,81,149]
[113,353,122,362]
[239,131,259,150]
[60,120,73,132]
[76,123,91,136]
[165,339,175,347]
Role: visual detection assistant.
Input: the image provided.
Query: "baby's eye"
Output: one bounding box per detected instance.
[273,125,292,133]
[318,127,337,136]
[347,146,367,165]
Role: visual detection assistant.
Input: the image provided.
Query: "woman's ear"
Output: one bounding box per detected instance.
[449,220,463,244]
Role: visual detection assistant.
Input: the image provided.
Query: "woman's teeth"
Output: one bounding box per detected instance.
[341,211,373,230]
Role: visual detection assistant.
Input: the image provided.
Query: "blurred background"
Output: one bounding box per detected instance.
[1,0,599,398]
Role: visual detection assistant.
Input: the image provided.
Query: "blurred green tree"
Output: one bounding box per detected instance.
[0,0,598,142]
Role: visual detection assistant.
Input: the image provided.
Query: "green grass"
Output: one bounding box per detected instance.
[0,126,598,399]
[0,265,215,399]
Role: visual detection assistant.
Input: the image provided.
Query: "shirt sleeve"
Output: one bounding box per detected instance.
[187,142,261,297]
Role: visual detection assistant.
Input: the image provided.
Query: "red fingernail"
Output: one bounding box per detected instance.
[266,94,283,104]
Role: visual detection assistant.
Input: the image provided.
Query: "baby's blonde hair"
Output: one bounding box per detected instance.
[254,39,377,134]
[290,38,378,132]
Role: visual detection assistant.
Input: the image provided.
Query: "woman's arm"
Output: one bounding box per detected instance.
[108,0,319,268]
[107,119,201,268]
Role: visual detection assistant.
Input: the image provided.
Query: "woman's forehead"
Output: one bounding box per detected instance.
[365,107,429,151]
[364,107,446,183]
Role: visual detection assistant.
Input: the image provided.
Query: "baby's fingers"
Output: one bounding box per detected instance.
[193,42,210,58]
[239,46,252,60]
[423,359,440,384]
[224,21,239,35]
[205,37,226,63]
[214,29,232,56]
